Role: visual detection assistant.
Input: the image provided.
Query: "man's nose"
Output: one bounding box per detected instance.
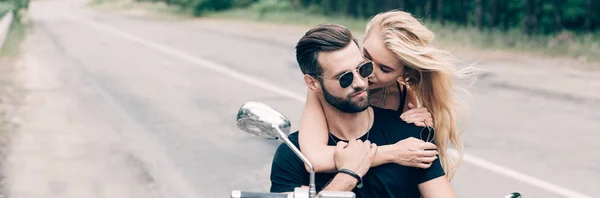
[351,70,367,89]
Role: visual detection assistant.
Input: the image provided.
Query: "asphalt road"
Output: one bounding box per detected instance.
[3,0,599,197]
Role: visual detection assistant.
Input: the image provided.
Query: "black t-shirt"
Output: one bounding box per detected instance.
[269,106,445,198]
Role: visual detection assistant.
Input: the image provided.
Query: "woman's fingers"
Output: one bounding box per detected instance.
[403,111,432,120]
[400,107,428,119]
[426,119,434,127]
[403,113,432,124]
[423,142,438,150]
[416,162,432,169]
[414,121,426,127]
[419,156,438,163]
[419,150,439,157]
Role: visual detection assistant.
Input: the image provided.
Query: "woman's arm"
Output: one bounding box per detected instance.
[298,91,433,172]
[298,90,335,172]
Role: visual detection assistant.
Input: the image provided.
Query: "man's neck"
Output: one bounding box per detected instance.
[321,101,373,141]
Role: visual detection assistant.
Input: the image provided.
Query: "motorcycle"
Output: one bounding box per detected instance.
[231,101,523,198]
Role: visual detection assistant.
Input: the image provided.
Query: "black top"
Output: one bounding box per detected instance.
[269,106,445,198]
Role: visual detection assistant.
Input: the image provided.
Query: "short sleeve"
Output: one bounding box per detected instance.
[270,142,308,193]
[383,119,446,184]
[416,155,446,184]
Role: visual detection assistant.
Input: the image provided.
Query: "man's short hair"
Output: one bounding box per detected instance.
[295,24,359,76]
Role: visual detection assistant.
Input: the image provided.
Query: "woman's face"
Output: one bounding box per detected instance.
[362,30,405,90]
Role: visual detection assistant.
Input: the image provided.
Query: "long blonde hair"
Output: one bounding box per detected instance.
[365,10,477,180]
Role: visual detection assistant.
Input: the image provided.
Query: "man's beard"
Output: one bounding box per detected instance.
[322,85,369,113]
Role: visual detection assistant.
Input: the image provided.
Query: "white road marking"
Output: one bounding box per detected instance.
[67,16,593,198]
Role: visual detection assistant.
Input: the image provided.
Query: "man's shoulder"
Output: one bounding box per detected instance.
[286,131,300,144]
[273,131,300,160]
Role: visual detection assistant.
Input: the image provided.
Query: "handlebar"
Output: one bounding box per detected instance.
[232,189,521,198]
[231,190,292,198]
[231,188,356,198]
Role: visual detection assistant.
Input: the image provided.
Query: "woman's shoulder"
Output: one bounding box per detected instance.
[371,105,401,118]
[371,106,423,137]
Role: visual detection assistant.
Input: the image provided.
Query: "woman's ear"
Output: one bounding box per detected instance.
[304,74,321,92]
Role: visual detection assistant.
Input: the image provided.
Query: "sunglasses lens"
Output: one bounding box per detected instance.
[339,73,353,88]
[359,62,374,78]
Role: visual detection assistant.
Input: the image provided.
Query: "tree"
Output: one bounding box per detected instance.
[397,0,405,10]
[346,0,359,17]
[552,0,564,32]
[489,0,498,29]
[359,0,368,18]
[476,0,483,30]
[320,0,338,14]
[425,0,433,20]
[524,0,541,35]
[584,0,592,30]
[459,0,468,25]
[437,0,444,25]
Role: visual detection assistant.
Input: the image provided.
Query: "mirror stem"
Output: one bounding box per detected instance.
[275,127,317,198]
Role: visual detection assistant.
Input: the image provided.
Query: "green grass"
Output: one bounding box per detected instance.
[89,0,193,19]
[0,18,26,57]
[0,12,27,141]
[207,8,600,63]
[0,13,24,159]
[207,8,368,31]
[427,22,600,62]
[88,0,600,64]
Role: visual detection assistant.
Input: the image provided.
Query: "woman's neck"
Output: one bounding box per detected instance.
[369,83,402,111]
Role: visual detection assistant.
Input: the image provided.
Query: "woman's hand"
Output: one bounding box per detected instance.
[400,102,434,127]
[390,137,438,168]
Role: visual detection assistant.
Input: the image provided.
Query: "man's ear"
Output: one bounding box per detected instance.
[304,74,321,92]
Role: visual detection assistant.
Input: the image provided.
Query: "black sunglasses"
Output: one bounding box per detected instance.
[317,61,374,88]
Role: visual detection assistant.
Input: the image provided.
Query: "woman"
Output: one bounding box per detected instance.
[298,10,475,180]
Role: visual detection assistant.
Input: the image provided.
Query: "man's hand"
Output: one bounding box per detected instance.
[391,137,438,168]
[334,139,377,177]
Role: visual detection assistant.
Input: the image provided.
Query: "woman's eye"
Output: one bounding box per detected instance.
[380,66,392,73]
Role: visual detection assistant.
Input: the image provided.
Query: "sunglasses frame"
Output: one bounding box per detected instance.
[420,125,435,143]
[316,61,374,88]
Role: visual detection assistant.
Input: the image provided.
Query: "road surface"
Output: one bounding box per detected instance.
[3,0,600,197]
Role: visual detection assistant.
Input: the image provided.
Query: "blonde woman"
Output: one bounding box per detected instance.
[298,10,472,181]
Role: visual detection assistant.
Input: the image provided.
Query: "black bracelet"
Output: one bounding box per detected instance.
[335,168,363,188]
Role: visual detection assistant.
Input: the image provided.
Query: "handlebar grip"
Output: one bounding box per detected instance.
[231,190,292,198]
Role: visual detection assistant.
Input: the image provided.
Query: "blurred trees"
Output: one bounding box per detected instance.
[0,0,29,15]
[143,0,599,35]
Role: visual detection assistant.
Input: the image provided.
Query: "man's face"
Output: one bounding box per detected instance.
[317,42,370,113]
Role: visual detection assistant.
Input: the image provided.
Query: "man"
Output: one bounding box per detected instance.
[269,24,456,197]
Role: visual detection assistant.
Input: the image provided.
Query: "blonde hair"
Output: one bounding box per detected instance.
[365,10,478,180]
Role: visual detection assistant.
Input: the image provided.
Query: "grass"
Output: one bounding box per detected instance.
[208,8,369,30]
[0,12,25,195]
[208,8,600,63]
[89,0,193,19]
[88,0,600,65]
[0,12,27,128]
[0,17,26,57]
[0,11,27,154]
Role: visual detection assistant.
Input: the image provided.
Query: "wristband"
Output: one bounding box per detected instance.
[335,168,363,188]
